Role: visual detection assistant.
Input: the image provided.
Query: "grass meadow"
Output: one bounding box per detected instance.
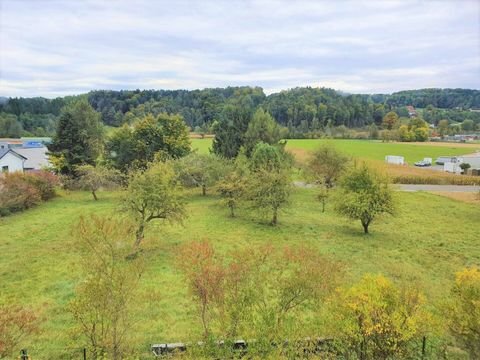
[1,186,479,357]
[191,138,478,163]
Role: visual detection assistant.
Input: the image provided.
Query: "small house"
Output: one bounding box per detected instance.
[0,148,26,173]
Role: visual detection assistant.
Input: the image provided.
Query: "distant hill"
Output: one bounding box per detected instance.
[1,87,479,137]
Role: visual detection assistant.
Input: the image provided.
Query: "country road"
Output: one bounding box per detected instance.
[293,181,480,193]
[395,184,480,192]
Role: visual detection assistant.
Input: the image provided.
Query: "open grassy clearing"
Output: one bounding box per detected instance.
[1,188,479,358]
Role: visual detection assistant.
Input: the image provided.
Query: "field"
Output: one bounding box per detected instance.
[192,138,478,163]
[192,138,480,185]
[1,188,479,358]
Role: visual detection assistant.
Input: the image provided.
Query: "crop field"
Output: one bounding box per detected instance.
[1,188,479,358]
[191,138,477,163]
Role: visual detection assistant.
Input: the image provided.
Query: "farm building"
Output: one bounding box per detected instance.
[0,148,27,173]
[443,152,480,174]
[385,155,405,165]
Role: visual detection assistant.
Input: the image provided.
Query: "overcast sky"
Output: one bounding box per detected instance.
[0,0,479,98]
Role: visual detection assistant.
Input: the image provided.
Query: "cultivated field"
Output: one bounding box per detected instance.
[1,188,479,357]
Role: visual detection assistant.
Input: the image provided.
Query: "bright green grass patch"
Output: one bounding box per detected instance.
[191,138,473,163]
[191,138,212,154]
[286,139,473,163]
[1,189,479,357]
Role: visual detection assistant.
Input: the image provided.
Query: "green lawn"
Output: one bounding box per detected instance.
[191,138,474,163]
[1,188,479,358]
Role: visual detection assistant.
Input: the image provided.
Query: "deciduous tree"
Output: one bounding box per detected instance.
[247,143,292,225]
[175,153,230,196]
[334,164,395,234]
[70,216,144,360]
[76,164,123,200]
[123,161,185,247]
[306,144,350,189]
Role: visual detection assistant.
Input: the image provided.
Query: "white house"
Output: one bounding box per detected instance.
[0,148,27,173]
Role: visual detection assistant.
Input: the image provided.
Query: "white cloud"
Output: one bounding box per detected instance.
[0,0,478,97]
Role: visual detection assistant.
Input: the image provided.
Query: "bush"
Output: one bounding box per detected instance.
[0,171,57,216]
[447,267,480,358]
[331,274,431,359]
[26,171,59,201]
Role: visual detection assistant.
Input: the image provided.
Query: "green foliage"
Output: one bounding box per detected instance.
[76,164,123,200]
[382,111,399,130]
[247,143,292,225]
[447,267,480,358]
[48,100,104,176]
[175,153,231,196]
[70,216,144,360]
[216,169,247,217]
[331,274,431,359]
[212,105,253,158]
[461,119,475,132]
[334,164,395,233]
[244,108,283,155]
[306,144,350,188]
[398,118,429,142]
[123,161,186,247]
[105,113,190,171]
[437,119,449,136]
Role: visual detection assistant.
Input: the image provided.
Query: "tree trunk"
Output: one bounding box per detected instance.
[229,205,235,218]
[92,190,98,201]
[271,208,278,225]
[321,199,325,213]
[134,221,145,247]
[202,184,206,196]
[361,220,370,234]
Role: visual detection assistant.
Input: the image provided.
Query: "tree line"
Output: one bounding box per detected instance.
[1,87,479,137]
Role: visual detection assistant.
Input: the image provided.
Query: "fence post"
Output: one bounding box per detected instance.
[20,349,28,360]
[83,348,87,360]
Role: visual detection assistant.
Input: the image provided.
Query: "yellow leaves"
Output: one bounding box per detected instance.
[333,274,430,357]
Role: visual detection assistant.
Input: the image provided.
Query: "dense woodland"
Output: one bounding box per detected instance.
[1,87,480,138]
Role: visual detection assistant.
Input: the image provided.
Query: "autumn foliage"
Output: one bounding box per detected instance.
[0,305,38,359]
[0,171,58,216]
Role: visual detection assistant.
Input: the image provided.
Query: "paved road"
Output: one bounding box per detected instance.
[293,181,479,193]
[395,184,479,192]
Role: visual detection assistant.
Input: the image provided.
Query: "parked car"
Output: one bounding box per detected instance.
[414,160,431,167]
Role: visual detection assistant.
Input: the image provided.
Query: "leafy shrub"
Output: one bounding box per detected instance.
[0,305,38,358]
[447,267,480,358]
[331,274,431,359]
[26,171,59,200]
[0,173,41,214]
[0,171,57,216]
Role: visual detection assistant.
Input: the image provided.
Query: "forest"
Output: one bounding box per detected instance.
[1,87,480,138]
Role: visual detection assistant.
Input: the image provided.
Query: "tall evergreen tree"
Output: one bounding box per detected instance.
[48,100,104,176]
